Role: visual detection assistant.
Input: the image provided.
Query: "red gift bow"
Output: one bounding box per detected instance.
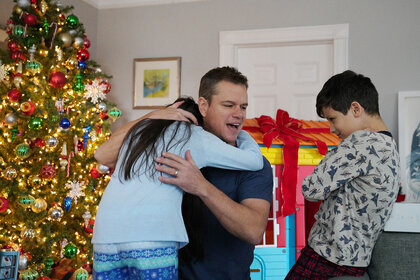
[244,109,329,217]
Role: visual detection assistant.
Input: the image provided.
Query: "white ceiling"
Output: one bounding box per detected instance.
[81,0,207,9]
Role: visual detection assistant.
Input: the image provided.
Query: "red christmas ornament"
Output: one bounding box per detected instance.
[39,164,56,179]
[101,80,111,93]
[11,51,19,60]
[37,277,51,280]
[30,138,45,148]
[24,14,38,26]
[77,48,90,61]
[6,20,14,34]
[0,197,9,212]
[90,166,101,178]
[20,100,35,115]
[7,40,20,51]
[7,89,22,101]
[49,71,67,88]
[84,219,95,233]
[11,51,26,61]
[99,112,109,120]
[19,52,26,61]
[77,141,84,151]
[83,36,91,49]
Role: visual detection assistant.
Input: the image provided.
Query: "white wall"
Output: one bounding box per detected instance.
[2,0,420,144]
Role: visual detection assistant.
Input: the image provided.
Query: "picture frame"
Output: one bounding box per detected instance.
[0,251,19,280]
[398,91,420,202]
[133,57,181,109]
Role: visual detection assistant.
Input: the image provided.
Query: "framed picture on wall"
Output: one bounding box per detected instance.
[133,57,181,109]
[398,91,420,202]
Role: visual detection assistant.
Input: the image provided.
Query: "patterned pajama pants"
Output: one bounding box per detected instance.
[93,241,179,280]
[285,245,366,280]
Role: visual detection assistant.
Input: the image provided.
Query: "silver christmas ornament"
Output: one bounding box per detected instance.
[97,164,110,174]
[73,37,84,49]
[13,75,22,87]
[48,206,64,221]
[17,0,31,8]
[98,102,107,112]
[18,254,28,270]
[5,113,17,125]
[68,29,77,37]
[46,136,59,148]
[82,210,91,227]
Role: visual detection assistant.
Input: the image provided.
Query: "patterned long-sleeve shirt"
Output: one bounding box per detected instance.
[302,130,400,267]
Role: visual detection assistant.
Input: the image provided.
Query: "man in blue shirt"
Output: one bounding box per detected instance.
[96,67,273,279]
[156,67,273,279]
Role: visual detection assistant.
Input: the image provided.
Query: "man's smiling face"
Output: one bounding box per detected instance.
[199,80,248,146]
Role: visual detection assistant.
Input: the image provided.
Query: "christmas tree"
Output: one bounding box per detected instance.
[0,0,121,278]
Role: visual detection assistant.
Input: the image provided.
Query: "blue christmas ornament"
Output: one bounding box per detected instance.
[64,196,72,212]
[60,118,71,129]
[78,61,86,68]
[82,132,91,149]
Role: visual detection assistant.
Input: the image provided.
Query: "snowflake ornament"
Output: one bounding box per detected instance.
[65,180,85,203]
[84,77,108,104]
[0,63,8,81]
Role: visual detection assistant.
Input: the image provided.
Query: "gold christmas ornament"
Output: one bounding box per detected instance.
[29,175,42,187]
[31,198,48,213]
[40,0,48,14]
[58,32,72,48]
[13,4,23,14]
[21,227,36,240]
[4,167,17,180]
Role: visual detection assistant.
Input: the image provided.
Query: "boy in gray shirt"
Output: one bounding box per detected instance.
[286,70,400,279]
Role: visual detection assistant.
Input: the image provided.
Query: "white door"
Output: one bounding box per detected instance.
[238,42,333,120]
[220,24,349,120]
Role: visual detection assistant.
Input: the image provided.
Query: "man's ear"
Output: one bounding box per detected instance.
[198,97,209,117]
[350,101,363,117]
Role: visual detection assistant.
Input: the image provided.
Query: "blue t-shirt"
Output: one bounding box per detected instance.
[179,157,273,280]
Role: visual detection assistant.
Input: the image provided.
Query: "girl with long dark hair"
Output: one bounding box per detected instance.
[92,97,263,280]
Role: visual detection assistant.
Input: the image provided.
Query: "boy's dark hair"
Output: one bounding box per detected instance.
[316,70,380,118]
[199,66,248,104]
[118,96,203,181]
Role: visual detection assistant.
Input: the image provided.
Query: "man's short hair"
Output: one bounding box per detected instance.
[199,66,248,104]
[316,70,380,118]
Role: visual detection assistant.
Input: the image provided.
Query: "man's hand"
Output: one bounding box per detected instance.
[155,150,209,196]
[155,150,270,245]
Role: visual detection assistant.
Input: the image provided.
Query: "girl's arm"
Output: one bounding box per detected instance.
[94,102,197,168]
[188,127,263,171]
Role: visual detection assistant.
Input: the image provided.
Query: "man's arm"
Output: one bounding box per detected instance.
[155,151,271,245]
[94,101,198,168]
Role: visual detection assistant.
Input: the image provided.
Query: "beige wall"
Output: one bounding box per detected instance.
[2,0,420,143]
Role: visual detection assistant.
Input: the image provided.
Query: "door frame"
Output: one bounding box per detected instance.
[219,24,349,74]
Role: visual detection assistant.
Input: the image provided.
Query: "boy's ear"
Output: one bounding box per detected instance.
[350,102,363,117]
[198,97,209,118]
